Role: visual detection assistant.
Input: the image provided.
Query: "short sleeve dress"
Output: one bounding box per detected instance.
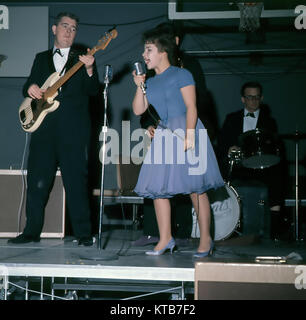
[134,66,224,199]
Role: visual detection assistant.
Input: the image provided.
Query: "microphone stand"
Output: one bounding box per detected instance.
[97,78,109,250]
[78,71,118,261]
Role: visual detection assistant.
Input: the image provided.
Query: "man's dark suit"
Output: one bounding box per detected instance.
[217,106,284,207]
[22,47,100,238]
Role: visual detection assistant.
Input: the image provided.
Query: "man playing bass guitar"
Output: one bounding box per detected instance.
[9,12,100,246]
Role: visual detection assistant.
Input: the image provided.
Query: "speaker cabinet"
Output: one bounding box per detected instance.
[195,260,306,300]
[0,170,65,238]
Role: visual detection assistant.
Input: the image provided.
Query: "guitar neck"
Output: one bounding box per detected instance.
[57,61,83,91]
[42,29,118,99]
[45,48,96,98]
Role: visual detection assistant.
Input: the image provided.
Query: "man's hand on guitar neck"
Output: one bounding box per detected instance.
[28,84,46,100]
[79,48,95,77]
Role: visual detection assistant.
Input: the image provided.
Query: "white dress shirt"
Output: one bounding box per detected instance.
[53,47,70,75]
[243,108,260,133]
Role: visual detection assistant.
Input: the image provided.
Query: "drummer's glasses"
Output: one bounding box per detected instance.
[244,95,261,101]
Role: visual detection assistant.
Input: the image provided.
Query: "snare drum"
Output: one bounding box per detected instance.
[239,128,280,169]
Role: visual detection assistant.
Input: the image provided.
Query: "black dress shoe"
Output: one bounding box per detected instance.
[8,234,40,244]
[78,236,94,247]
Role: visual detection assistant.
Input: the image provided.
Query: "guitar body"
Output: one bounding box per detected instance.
[19,72,61,132]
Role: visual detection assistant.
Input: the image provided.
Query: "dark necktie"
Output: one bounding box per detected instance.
[246,112,255,118]
[54,48,63,57]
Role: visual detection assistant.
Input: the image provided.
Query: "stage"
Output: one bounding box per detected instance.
[1,229,306,300]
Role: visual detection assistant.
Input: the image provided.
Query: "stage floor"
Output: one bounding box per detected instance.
[0,229,306,300]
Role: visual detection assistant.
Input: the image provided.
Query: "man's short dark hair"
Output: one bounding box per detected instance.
[241,81,263,96]
[54,12,79,27]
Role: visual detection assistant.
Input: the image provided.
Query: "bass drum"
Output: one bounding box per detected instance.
[208,184,241,241]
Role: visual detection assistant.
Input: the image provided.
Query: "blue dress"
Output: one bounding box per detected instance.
[134,66,224,199]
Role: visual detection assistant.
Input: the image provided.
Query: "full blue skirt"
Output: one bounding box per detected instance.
[134,115,224,199]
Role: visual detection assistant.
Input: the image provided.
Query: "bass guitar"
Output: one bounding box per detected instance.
[19,28,118,132]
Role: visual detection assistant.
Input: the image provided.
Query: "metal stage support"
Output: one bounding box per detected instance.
[0,264,194,300]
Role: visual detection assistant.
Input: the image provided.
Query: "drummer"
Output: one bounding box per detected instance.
[217,81,286,241]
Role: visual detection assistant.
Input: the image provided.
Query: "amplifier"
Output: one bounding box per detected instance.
[195,259,306,300]
[0,170,65,238]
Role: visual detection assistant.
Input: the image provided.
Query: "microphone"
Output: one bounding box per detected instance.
[133,61,146,94]
[103,64,113,84]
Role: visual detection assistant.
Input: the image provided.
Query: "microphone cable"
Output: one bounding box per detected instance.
[17,132,30,234]
[146,105,185,141]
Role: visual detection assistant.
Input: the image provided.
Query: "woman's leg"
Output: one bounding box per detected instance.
[153,198,172,251]
[190,192,212,252]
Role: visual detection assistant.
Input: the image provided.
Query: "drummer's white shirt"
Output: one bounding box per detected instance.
[243,108,260,132]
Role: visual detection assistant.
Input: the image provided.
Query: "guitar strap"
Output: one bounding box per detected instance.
[57,49,78,92]
[59,49,74,76]
[59,64,66,77]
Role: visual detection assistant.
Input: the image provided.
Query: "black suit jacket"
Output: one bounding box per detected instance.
[23,47,100,143]
[217,106,278,176]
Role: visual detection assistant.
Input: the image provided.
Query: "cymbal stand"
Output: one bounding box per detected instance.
[227,157,235,185]
[227,150,242,185]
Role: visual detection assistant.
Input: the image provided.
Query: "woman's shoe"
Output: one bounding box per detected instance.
[145,238,176,256]
[193,240,214,258]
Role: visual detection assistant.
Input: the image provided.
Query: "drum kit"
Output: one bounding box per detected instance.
[209,128,303,241]
[192,128,306,241]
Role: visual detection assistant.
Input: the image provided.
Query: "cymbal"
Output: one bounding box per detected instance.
[280,131,306,140]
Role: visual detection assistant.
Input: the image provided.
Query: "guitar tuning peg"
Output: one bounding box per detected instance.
[108,26,116,33]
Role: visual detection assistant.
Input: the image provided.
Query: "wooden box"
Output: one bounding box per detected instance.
[195,259,306,300]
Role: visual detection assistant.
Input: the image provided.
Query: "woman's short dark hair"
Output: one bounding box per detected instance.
[54,12,79,27]
[142,27,178,66]
[154,21,184,41]
[241,81,263,96]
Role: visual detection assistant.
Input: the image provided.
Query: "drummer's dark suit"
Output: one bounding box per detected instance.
[217,105,284,208]
[21,47,100,239]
